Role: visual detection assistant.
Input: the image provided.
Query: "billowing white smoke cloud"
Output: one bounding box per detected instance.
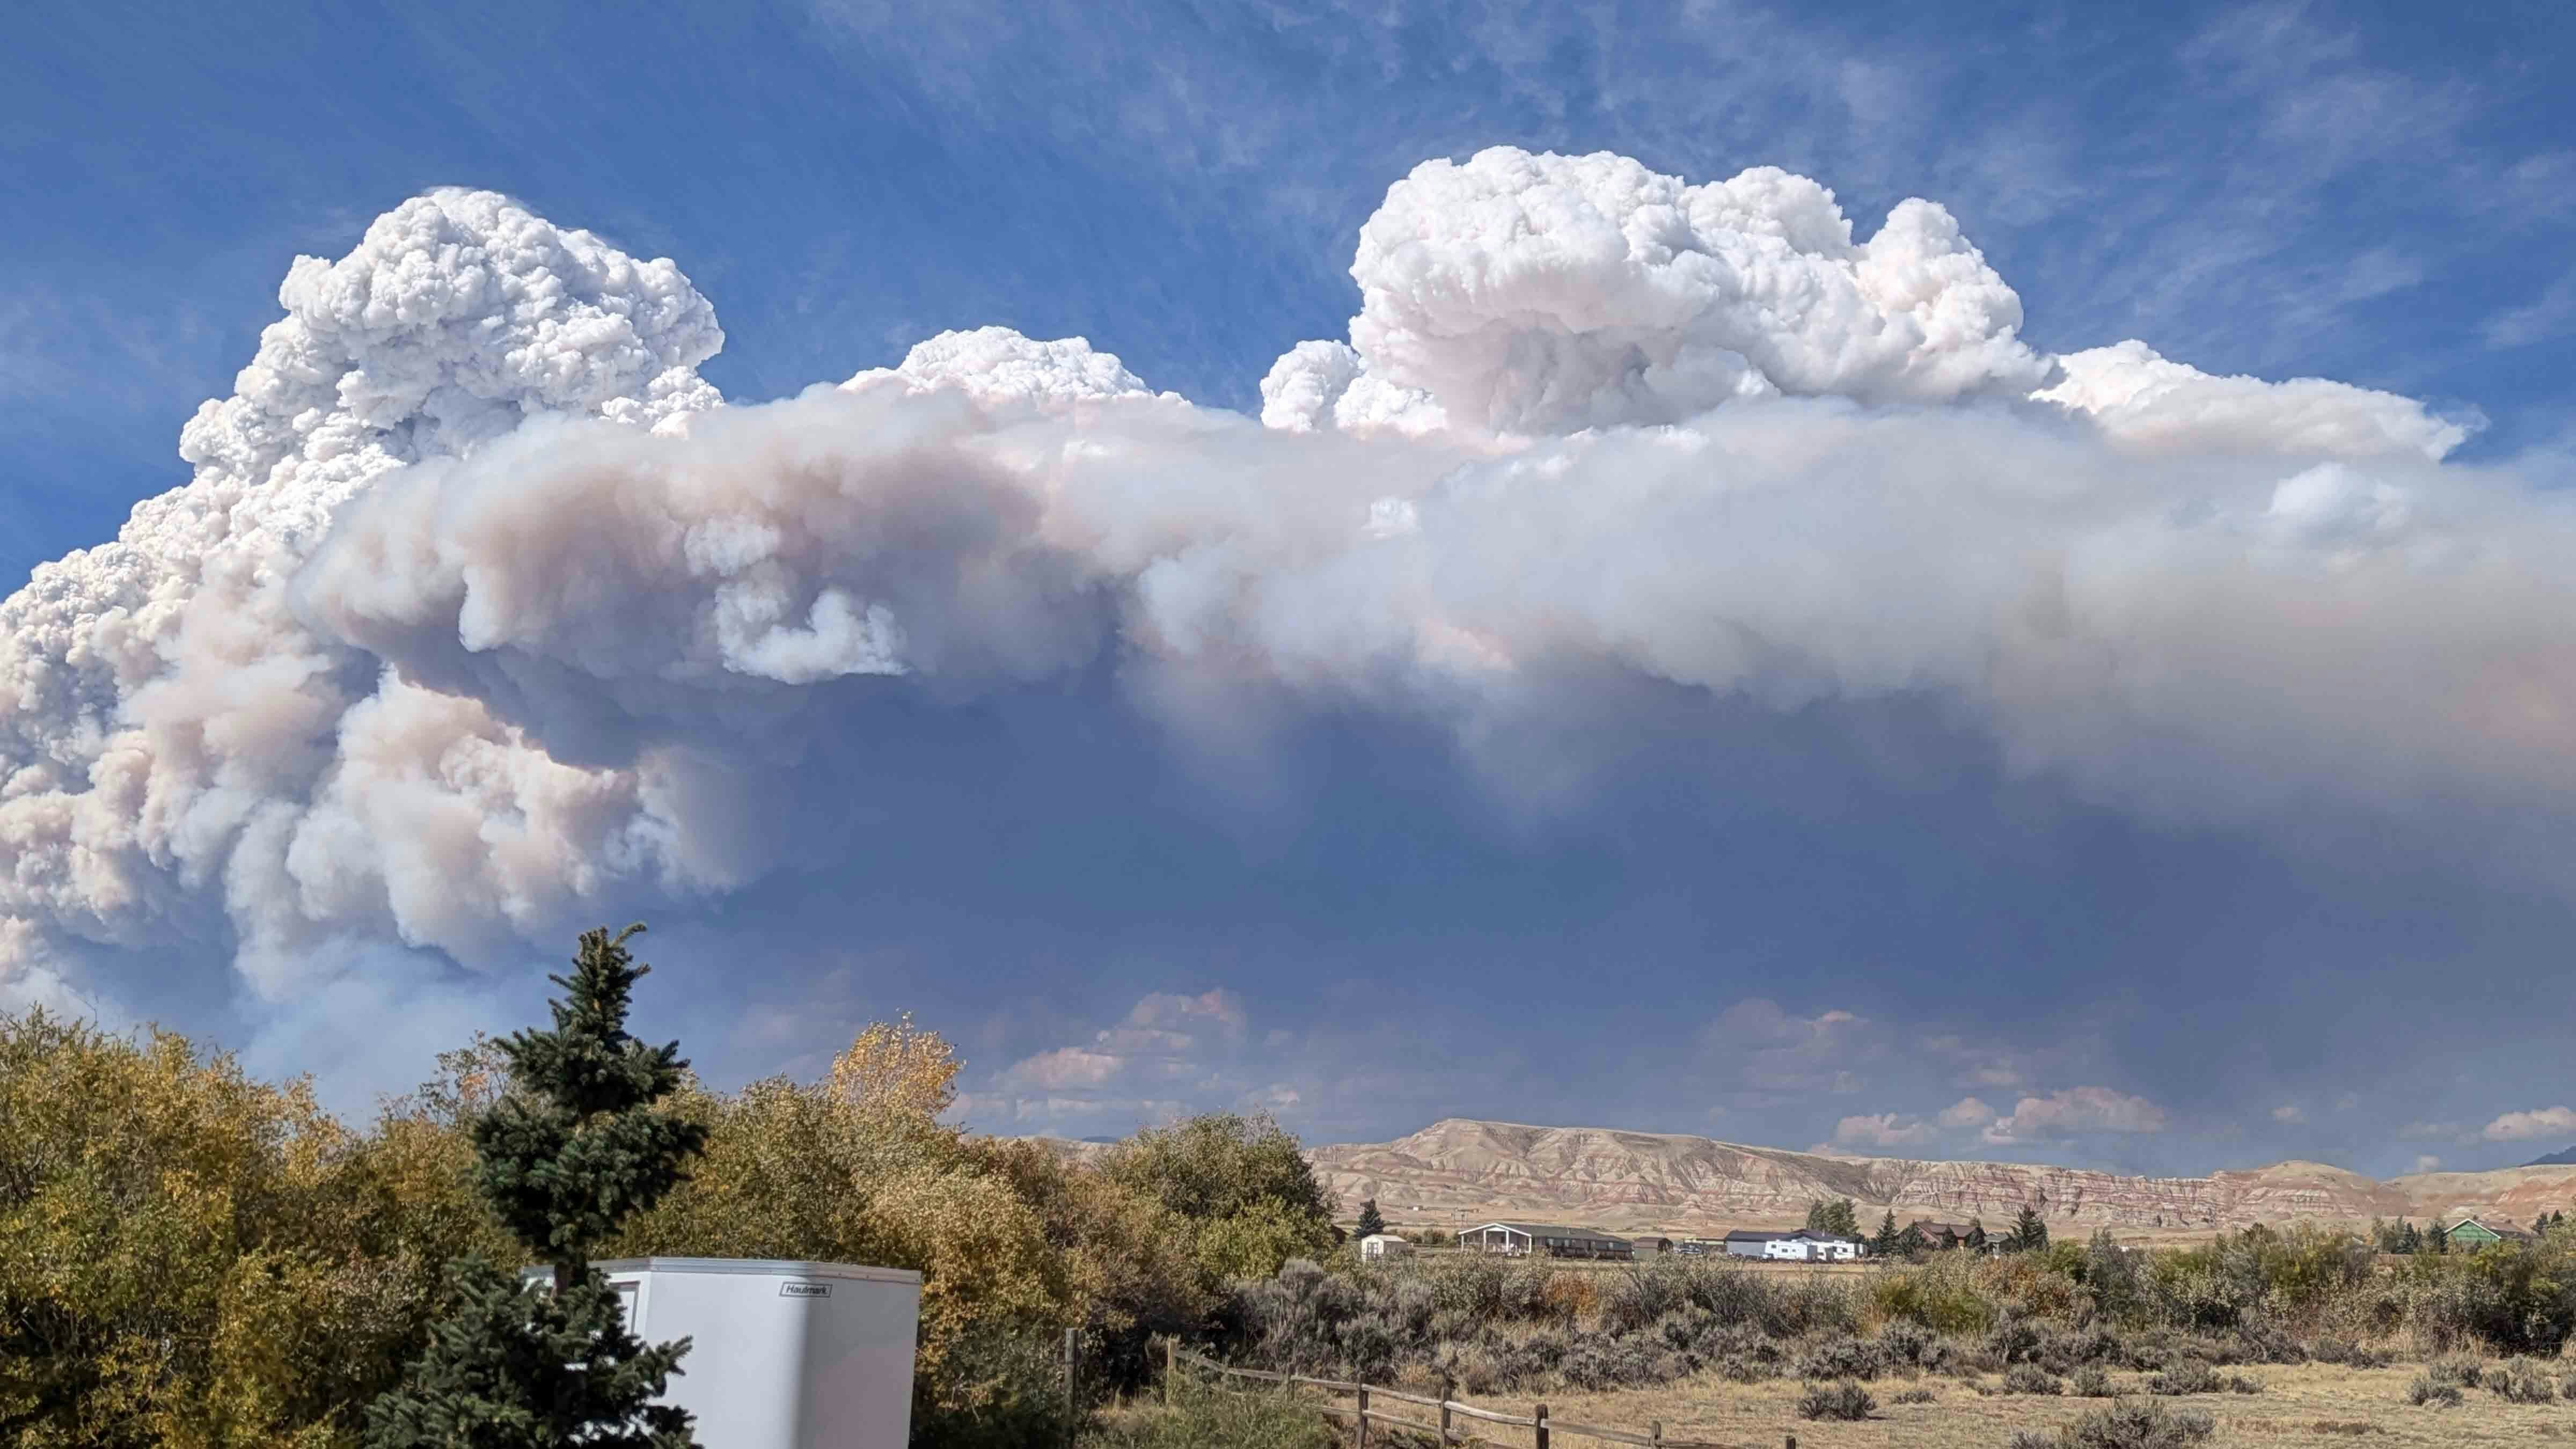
[0,188,723,1004]
[1264,148,2050,436]
[0,147,2543,1040]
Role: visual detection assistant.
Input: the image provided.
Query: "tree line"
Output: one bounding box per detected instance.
[0,925,1342,1448]
[1804,1197,2051,1256]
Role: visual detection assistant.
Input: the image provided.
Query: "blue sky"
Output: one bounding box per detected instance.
[5,1,2575,1177]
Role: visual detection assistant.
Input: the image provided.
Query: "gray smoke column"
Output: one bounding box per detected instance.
[0,148,2555,1043]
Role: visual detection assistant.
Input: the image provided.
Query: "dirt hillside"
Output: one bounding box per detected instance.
[1305,1118,2576,1239]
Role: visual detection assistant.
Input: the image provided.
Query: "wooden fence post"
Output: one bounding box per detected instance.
[1439,1373,1455,1446]
[1649,1421,1662,1447]
[1162,1336,1175,1409]
[1355,1385,1370,1449]
[1534,1401,1549,1449]
[1061,1328,1078,1445]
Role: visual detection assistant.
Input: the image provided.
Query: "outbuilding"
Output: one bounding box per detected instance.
[525,1257,921,1448]
[2440,1216,2540,1251]
[1457,1222,1634,1259]
[1722,1229,1801,1259]
[1359,1233,1416,1261]
[1721,1229,1865,1261]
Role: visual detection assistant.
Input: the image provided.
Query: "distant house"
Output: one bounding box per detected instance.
[2440,1216,2541,1250]
[1359,1233,1415,1261]
[1457,1222,1634,1259]
[1906,1220,1978,1249]
[1630,1235,1676,1258]
[1722,1229,1864,1262]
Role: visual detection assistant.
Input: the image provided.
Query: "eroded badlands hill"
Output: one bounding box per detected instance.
[1306,1118,2576,1239]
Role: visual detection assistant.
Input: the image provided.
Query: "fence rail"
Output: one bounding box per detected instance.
[1165,1343,1780,1449]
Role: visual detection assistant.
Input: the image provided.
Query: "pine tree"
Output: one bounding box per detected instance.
[1897,1222,1929,1257]
[2009,1204,2048,1253]
[1829,1198,1861,1237]
[1357,1199,1387,1238]
[1804,1198,1832,1233]
[1965,1217,1988,1252]
[367,925,709,1449]
[1871,1210,1899,1257]
[2427,1218,2448,1254]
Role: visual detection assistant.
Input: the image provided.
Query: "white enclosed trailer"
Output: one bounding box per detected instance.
[524,1257,921,1449]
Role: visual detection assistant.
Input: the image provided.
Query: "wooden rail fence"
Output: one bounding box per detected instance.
[1164,1342,1799,1449]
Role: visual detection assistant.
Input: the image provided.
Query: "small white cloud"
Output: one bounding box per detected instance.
[2272,1104,2306,1125]
[1001,1046,1125,1091]
[1983,1086,2169,1144]
[2413,1154,2443,1173]
[1833,1113,1936,1148]
[1938,1096,1996,1129]
[992,989,1258,1110]
[1702,999,1884,1096]
[2481,1105,2576,1142]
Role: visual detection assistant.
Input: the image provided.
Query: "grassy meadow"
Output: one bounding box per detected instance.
[1131,1359,2576,1449]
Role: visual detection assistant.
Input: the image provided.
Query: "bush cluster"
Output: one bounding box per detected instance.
[2002,1363,2063,1395]
[2007,1399,2215,1449]
[0,1010,1338,1449]
[2485,1357,2557,1403]
[1221,1255,1863,1397]
[2405,1373,2464,1408]
[1795,1379,1875,1421]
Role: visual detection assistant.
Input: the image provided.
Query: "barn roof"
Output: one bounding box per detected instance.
[2456,1216,2540,1241]
[1464,1221,1628,1242]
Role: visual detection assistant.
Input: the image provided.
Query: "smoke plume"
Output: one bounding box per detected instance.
[2,148,2556,1066]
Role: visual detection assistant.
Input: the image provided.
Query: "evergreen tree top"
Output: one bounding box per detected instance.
[504,925,692,1119]
[470,924,710,1271]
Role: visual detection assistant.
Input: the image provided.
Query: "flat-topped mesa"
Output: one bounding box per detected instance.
[1305,1118,2576,1238]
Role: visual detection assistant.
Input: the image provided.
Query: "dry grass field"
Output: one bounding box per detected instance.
[1241,1362,2576,1449]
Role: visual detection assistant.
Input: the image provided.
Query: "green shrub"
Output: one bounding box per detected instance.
[1872,1254,1999,1335]
[2404,1374,2463,1408]
[1079,1381,1334,1449]
[1798,1334,1885,1381]
[1874,1320,1934,1367]
[2407,1243,2576,1356]
[2303,1337,2392,1368]
[2033,1326,2123,1374]
[2003,1363,2063,1395]
[1988,1312,2044,1365]
[2424,1354,2485,1388]
[1796,1379,1875,1421]
[1890,1386,1939,1404]
[2486,1358,2555,1403]
[2147,1359,2221,1395]
[2055,1399,2215,1448]
[2069,1365,2114,1397]
[1101,1114,1339,1284]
